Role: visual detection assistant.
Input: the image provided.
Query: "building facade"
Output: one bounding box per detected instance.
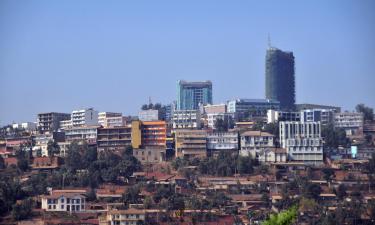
[41,189,87,212]
[172,110,201,129]
[240,131,275,159]
[300,109,334,125]
[104,209,146,225]
[177,80,212,110]
[71,108,99,127]
[267,110,301,124]
[131,121,167,149]
[334,112,364,136]
[265,47,295,110]
[138,109,159,122]
[97,126,132,152]
[175,129,207,158]
[227,99,280,121]
[279,121,323,164]
[206,131,239,156]
[98,112,123,126]
[64,126,99,144]
[37,112,71,133]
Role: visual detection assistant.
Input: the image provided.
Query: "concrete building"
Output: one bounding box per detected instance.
[41,189,87,212]
[227,99,280,121]
[104,208,146,225]
[334,112,364,136]
[37,112,71,133]
[101,116,127,128]
[296,103,341,113]
[177,80,213,110]
[267,110,301,124]
[33,132,65,156]
[131,121,167,149]
[138,109,159,122]
[207,113,234,130]
[258,148,287,163]
[133,147,166,164]
[265,47,295,110]
[206,131,239,156]
[64,125,99,144]
[97,126,132,152]
[279,121,323,164]
[98,112,122,126]
[12,122,37,131]
[240,131,275,159]
[59,119,73,130]
[71,108,99,127]
[300,109,334,125]
[203,104,227,114]
[172,110,201,129]
[175,129,207,158]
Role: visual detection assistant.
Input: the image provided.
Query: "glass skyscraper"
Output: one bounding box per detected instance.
[177,80,213,110]
[265,47,295,110]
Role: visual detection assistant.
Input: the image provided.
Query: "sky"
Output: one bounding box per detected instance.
[0,0,374,125]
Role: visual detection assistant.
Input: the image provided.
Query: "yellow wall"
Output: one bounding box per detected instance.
[131,120,142,149]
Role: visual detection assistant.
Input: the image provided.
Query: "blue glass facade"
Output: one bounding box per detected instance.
[177,80,213,110]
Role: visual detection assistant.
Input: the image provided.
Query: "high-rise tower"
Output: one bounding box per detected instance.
[177,80,212,110]
[265,47,295,110]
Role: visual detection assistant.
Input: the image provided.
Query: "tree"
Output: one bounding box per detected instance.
[15,149,29,172]
[11,198,33,220]
[335,184,347,200]
[47,140,60,157]
[0,155,5,169]
[321,123,349,148]
[356,103,374,121]
[322,168,335,187]
[122,185,141,205]
[65,142,83,171]
[262,205,297,225]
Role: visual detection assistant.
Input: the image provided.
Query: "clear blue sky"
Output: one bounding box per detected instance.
[1,0,374,125]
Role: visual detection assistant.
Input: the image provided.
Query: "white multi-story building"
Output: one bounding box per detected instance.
[240,131,275,159]
[279,121,323,164]
[105,208,146,225]
[138,109,159,122]
[334,112,364,136]
[172,110,201,129]
[60,119,73,130]
[207,113,234,129]
[300,109,334,125]
[207,131,239,155]
[41,189,87,212]
[12,122,37,131]
[203,104,227,114]
[267,110,301,124]
[71,108,98,127]
[98,112,122,126]
[101,116,127,127]
[65,125,99,144]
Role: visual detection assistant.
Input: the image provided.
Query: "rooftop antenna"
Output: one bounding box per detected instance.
[149,96,152,105]
[268,33,272,48]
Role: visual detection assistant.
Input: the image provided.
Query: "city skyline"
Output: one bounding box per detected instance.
[1,0,375,125]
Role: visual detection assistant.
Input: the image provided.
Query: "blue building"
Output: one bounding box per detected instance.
[177,80,212,110]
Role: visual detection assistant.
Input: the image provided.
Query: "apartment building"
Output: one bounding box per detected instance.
[71,108,99,127]
[97,126,132,152]
[64,125,99,144]
[37,112,71,133]
[41,189,87,212]
[33,132,65,156]
[267,110,301,124]
[334,112,364,136]
[206,112,234,129]
[131,121,167,148]
[300,109,335,125]
[12,122,37,132]
[98,112,123,126]
[206,131,239,156]
[175,129,207,158]
[103,208,146,225]
[59,119,73,130]
[172,110,201,129]
[240,131,275,159]
[279,121,323,164]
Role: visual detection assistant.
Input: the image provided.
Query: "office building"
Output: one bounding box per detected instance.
[172,110,201,129]
[138,109,159,122]
[97,126,132,152]
[206,131,239,156]
[240,131,275,159]
[131,121,167,148]
[334,112,364,136]
[267,110,301,124]
[59,120,73,130]
[177,80,212,110]
[71,108,99,127]
[12,122,37,132]
[279,121,323,164]
[101,116,127,128]
[203,104,227,114]
[296,103,341,113]
[265,47,295,110]
[300,109,334,125]
[227,99,280,121]
[175,129,207,158]
[64,126,99,144]
[98,112,122,126]
[37,112,71,133]
[207,113,234,130]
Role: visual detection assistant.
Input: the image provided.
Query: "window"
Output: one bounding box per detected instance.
[61,205,64,209]
[61,198,64,203]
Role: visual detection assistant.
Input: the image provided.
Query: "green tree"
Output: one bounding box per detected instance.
[322,168,335,187]
[322,123,349,148]
[47,140,60,157]
[65,142,83,171]
[356,103,374,121]
[11,198,33,220]
[262,205,297,225]
[0,155,5,169]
